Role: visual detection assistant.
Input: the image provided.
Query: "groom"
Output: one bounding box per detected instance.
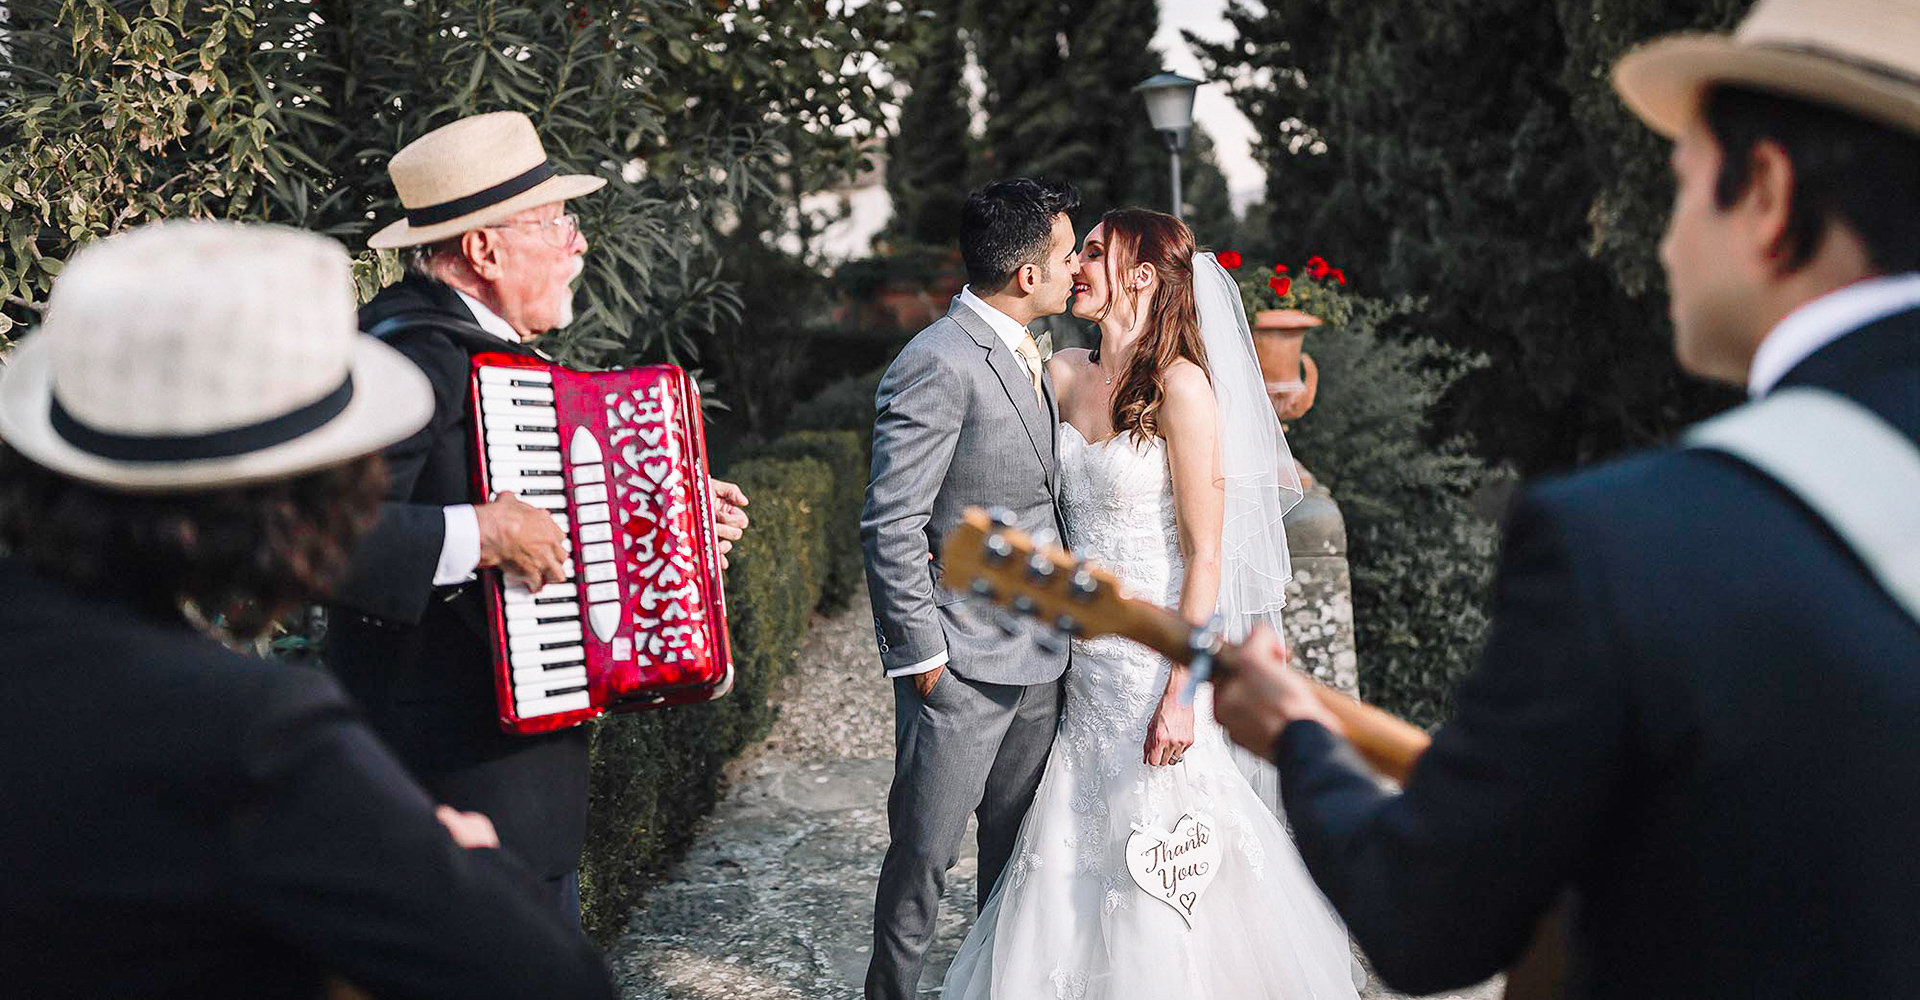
[861,178,1079,999]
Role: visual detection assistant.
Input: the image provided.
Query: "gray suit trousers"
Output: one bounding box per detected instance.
[864,670,1059,1000]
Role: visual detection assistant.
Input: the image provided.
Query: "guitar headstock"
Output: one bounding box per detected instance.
[939,507,1193,664]
[943,510,1435,782]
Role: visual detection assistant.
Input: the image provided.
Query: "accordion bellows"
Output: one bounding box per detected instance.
[469,352,733,735]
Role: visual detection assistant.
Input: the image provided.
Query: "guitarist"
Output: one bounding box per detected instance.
[0,221,613,998]
[1212,1,1920,997]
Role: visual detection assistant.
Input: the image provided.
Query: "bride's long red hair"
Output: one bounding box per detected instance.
[1088,209,1210,445]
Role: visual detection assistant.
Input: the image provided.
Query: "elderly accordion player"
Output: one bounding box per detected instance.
[470,351,733,735]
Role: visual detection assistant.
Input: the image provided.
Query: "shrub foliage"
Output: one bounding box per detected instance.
[1241,262,1501,728]
[0,0,903,372]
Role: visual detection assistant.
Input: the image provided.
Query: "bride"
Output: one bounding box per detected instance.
[941,209,1361,999]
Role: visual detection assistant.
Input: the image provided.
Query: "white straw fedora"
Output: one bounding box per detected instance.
[0,221,433,493]
[367,111,608,250]
[1614,0,1920,138]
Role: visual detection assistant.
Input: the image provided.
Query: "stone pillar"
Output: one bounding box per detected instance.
[1282,483,1358,699]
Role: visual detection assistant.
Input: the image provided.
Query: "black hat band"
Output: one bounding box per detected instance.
[49,375,355,463]
[405,160,555,228]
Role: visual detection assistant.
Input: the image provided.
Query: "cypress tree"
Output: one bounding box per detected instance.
[1198,0,1749,474]
[966,0,1095,186]
[885,0,973,248]
[1060,0,1163,219]
[964,0,1177,222]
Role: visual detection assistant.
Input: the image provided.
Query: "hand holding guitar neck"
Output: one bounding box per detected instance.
[938,507,1431,783]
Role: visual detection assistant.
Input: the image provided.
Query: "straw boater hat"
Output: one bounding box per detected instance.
[0,221,432,493]
[368,111,607,250]
[1613,0,1920,138]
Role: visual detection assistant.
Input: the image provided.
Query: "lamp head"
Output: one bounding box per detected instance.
[1134,72,1203,147]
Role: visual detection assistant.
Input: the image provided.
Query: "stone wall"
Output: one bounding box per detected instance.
[1282,483,1359,698]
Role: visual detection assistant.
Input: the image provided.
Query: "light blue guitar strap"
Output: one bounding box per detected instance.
[1686,387,1920,625]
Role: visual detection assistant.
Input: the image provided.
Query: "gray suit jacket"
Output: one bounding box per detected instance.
[861,299,1071,686]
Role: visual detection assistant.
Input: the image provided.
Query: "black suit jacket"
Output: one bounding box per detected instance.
[0,560,613,999]
[326,275,588,879]
[1275,307,1920,998]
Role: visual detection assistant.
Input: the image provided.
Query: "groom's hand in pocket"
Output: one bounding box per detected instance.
[912,665,945,700]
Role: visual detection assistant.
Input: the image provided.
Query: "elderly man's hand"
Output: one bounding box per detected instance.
[475,492,570,589]
[711,478,750,570]
[1210,624,1343,758]
[434,804,500,850]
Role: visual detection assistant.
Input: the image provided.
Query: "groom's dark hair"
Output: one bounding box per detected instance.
[960,178,1080,294]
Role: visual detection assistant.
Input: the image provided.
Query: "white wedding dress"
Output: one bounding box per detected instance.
[941,423,1362,1000]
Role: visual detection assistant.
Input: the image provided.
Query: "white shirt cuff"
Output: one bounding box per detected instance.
[433,504,481,586]
[885,651,949,678]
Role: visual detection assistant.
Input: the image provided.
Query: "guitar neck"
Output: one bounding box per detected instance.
[1119,599,1431,784]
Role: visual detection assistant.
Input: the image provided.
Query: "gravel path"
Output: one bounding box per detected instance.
[609,593,1499,999]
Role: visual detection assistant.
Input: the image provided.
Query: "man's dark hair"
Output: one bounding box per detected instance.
[960,178,1081,293]
[0,445,387,638]
[1703,85,1920,274]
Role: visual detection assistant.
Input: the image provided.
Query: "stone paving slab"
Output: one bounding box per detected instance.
[611,594,1500,1000]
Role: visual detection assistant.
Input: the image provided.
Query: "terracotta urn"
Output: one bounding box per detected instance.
[1251,309,1321,423]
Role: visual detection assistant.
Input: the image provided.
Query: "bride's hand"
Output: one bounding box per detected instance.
[1144,684,1196,766]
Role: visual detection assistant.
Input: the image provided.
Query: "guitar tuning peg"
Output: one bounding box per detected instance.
[1053,615,1083,637]
[987,506,1017,528]
[1034,630,1065,656]
[1068,567,1099,603]
[1030,525,1060,549]
[979,602,1022,637]
[984,532,1015,565]
[969,579,997,600]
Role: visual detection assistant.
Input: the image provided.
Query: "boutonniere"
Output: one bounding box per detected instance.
[1035,330,1055,362]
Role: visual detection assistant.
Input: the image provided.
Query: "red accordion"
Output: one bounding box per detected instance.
[468,352,733,735]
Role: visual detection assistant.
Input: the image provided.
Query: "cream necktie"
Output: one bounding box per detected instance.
[1013,334,1046,410]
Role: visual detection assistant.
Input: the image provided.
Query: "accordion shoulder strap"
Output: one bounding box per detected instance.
[1685,386,1920,627]
[367,310,535,359]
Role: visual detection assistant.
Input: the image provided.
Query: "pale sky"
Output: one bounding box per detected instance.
[1154,0,1267,213]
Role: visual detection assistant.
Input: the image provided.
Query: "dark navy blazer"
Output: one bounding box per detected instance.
[326,275,589,881]
[1275,307,1920,998]
[0,561,613,999]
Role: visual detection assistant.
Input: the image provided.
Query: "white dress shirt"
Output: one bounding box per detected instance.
[430,291,524,586]
[886,287,1043,679]
[1748,273,1920,398]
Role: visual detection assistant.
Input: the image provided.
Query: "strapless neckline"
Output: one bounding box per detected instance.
[1060,422,1117,449]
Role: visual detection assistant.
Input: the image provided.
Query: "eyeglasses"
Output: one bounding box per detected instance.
[485,213,581,249]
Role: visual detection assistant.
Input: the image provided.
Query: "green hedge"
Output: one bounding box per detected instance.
[735,430,865,612]
[787,367,884,450]
[579,435,865,943]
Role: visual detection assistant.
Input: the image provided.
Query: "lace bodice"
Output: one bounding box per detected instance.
[1058,423,1182,609]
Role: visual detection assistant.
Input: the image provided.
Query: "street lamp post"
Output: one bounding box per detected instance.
[1132,72,1202,222]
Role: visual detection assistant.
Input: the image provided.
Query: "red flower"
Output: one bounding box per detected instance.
[1330,268,1347,285]
[1217,251,1243,270]
[1305,255,1331,279]
[1272,263,1289,275]
[1268,276,1292,297]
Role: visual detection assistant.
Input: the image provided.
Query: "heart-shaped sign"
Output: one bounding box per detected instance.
[1126,812,1222,927]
